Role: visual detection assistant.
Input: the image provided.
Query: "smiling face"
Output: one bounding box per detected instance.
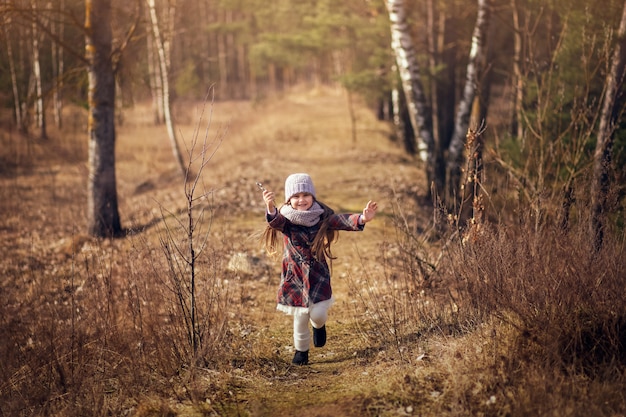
[289,192,314,211]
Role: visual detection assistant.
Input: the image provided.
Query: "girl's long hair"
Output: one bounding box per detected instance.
[262,200,338,263]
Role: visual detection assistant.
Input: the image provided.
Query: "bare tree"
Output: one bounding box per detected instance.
[147,0,186,178]
[1,0,24,130]
[385,0,436,187]
[590,0,626,251]
[385,0,491,207]
[146,18,164,124]
[510,0,524,140]
[30,0,47,139]
[86,0,122,237]
[446,0,491,206]
[50,0,65,129]
[426,0,441,148]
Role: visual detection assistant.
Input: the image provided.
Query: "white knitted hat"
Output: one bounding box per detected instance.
[284,173,316,201]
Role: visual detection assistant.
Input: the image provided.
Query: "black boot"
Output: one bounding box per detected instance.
[292,350,309,365]
[313,325,326,348]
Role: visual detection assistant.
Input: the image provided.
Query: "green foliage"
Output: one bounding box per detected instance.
[243,0,391,97]
[175,60,202,99]
[506,0,626,209]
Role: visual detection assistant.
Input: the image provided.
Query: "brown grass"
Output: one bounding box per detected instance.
[1,89,625,416]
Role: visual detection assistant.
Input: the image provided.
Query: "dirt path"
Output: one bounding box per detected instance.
[227,232,406,416]
[166,91,424,415]
[0,90,426,416]
[175,91,428,416]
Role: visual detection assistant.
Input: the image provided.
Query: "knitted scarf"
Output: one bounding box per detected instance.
[280,202,324,227]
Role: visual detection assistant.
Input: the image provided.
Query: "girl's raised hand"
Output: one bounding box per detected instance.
[362,200,378,223]
[263,189,276,212]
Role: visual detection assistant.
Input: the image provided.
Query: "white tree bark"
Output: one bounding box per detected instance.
[591,0,626,251]
[385,0,434,164]
[86,0,122,237]
[446,0,491,199]
[147,0,186,177]
[426,0,440,145]
[51,0,65,129]
[31,0,47,138]
[511,0,524,140]
[146,22,164,124]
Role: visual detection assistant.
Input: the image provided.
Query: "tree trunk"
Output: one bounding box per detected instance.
[237,41,247,99]
[31,0,47,139]
[2,1,24,129]
[391,84,416,155]
[510,0,524,140]
[385,0,437,189]
[268,62,276,93]
[197,0,211,93]
[459,97,486,226]
[590,0,626,251]
[85,0,122,237]
[347,89,357,145]
[426,0,440,146]
[217,9,228,99]
[147,0,186,178]
[146,22,164,124]
[446,0,491,207]
[51,0,65,129]
[226,9,235,97]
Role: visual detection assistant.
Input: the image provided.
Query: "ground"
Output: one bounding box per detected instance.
[4,88,625,417]
[0,88,434,416]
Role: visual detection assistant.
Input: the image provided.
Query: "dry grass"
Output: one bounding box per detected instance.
[1,89,625,416]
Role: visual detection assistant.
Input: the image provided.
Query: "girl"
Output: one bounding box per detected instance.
[261,173,378,365]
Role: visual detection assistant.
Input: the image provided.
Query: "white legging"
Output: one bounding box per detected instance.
[293,299,332,352]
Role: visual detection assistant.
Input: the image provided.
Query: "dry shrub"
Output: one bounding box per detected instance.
[351,186,625,414]
[347,192,463,357]
[0,98,241,416]
[454,221,626,377]
[0,228,234,416]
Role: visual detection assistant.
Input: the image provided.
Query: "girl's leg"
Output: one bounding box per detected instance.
[309,299,332,348]
[293,313,311,352]
[309,299,331,329]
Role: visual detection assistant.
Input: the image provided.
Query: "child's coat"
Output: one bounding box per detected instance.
[267,212,364,309]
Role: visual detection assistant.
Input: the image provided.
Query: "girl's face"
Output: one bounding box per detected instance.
[289,192,314,211]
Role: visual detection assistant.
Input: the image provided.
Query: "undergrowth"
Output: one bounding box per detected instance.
[350,180,626,415]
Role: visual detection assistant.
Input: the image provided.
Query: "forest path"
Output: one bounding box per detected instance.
[142,90,425,416]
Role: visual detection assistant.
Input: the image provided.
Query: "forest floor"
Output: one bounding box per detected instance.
[3,87,626,417]
[1,87,443,416]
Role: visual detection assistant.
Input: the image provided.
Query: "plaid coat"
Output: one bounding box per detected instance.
[267,211,364,309]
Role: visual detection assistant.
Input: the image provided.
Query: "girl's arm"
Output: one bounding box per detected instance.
[328,200,378,231]
[263,188,289,230]
[263,189,277,217]
[361,200,378,224]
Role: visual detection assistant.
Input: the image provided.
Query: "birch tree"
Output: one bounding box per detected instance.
[147,0,186,177]
[146,19,164,124]
[446,0,491,205]
[50,0,65,128]
[590,0,626,251]
[86,0,122,237]
[510,0,524,140]
[385,0,491,206]
[31,0,47,139]
[385,0,436,188]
